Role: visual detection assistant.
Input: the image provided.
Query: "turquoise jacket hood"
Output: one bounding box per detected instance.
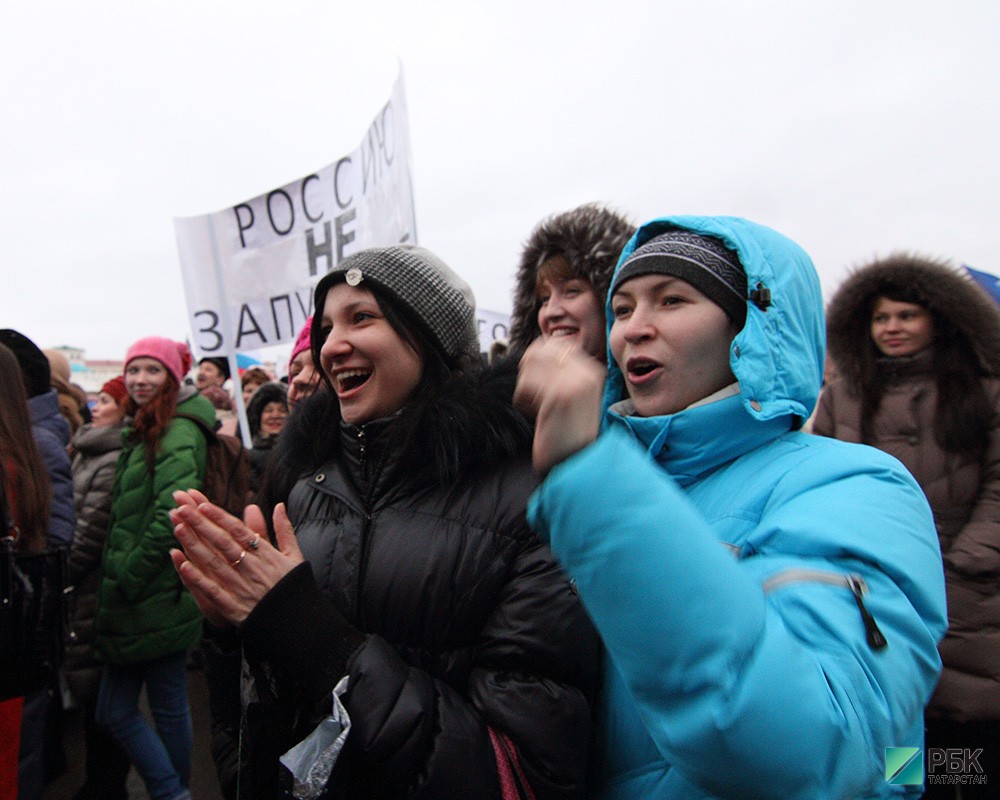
[603,215,825,428]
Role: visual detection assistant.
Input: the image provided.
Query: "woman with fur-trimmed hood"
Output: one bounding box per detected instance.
[814,253,1000,797]
[508,203,634,359]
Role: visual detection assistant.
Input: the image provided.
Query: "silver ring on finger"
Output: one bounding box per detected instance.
[247,535,260,551]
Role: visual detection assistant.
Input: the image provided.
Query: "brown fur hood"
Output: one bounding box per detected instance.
[508,203,634,355]
[826,253,1000,387]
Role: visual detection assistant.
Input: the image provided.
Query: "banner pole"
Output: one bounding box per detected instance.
[205,214,253,448]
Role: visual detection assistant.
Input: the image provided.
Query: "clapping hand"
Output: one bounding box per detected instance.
[169,489,304,627]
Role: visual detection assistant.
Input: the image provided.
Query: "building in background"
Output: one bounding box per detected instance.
[50,346,123,398]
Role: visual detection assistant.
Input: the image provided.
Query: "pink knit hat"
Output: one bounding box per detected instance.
[124,336,184,385]
[288,316,313,372]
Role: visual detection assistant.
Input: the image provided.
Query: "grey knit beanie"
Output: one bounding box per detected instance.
[611,230,748,325]
[313,245,479,364]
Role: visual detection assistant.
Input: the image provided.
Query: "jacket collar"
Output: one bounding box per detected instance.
[875,347,935,383]
[28,388,63,426]
[177,383,199,404]
[336,414,400,500]
[607,393,793,487]
[72,420,126,454]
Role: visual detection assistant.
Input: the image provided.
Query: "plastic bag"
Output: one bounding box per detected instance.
[279,676,351,800]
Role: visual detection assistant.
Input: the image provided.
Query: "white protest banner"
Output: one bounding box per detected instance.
[174,72,416,358]
[477,309,510,350]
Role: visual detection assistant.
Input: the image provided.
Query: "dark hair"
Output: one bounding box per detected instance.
[859,287,991,459]
[0,344,52,552]
[125,372,180,472]
[257,282,472,527]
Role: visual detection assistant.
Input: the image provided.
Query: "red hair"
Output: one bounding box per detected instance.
[125,372,180,471]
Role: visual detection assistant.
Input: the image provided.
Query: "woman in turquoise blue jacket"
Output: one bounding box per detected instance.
[514,216,947,800]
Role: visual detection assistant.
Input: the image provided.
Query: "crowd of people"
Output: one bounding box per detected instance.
[0,331,302,800]
[1,204,997,800]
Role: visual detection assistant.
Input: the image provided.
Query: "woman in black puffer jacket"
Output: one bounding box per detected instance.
[170,245,600,800]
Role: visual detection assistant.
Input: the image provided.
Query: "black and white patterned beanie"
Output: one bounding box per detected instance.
[611,230,748,325]
[313,245,479,364]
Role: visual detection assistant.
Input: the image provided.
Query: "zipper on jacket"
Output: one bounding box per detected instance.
[761,568,888,651]
[357,425,367,466]
[355,425,374,627]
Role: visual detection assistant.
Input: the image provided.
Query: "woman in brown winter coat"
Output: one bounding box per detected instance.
[813,253,1000,799]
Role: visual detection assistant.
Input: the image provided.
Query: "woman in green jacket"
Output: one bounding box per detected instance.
[94,336,215,800]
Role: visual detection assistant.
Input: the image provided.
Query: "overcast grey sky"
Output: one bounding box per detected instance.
[2,1,997,362]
